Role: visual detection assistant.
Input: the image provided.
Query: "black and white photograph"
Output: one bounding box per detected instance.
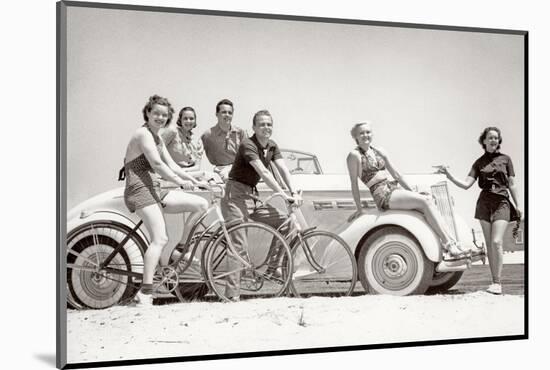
[56,1,529,367]
[7,0,549,370]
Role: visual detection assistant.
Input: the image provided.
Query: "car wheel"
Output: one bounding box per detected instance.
[426,271,464,294]
[358,226,434,296]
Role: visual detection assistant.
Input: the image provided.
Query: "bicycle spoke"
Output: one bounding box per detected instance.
[66,248,100,268]
[67,222,145,309]
[290,231,357,298]
[205,222,292,302]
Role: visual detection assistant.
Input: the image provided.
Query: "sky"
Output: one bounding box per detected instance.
[66,5,525,232]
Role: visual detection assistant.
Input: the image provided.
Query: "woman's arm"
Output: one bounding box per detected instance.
[136,130,190,187]
[440,167,476,190]
[508,176,522,218]
[346,151,367,220]
[159,141,203,186]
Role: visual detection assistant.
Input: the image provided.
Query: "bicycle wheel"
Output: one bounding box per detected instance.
[289,230,357,298]
[204,222,293,302]
[66,221,145,309]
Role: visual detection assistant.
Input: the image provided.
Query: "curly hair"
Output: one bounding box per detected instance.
[176,106,197,129]
[478,126,502,151]
[216,99,234,113]
[142,95,175,126]
[252,110,272,126]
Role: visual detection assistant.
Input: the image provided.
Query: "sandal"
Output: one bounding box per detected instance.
[442,240,471,260]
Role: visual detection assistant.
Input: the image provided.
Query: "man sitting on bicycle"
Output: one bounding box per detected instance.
[221,109,303,302]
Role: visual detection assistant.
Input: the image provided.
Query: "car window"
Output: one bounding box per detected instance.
[281,150,322,175]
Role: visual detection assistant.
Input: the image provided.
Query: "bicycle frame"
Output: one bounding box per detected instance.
[261,192,325,273]
[78,184,254,283]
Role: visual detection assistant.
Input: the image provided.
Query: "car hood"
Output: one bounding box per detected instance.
[257,173,446,192]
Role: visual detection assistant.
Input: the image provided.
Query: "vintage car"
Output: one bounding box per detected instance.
[66,149,485,309]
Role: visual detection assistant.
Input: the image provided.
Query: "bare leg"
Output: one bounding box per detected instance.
[163,191,209,247]
[481,220,508,284]
[135,204,169,286]
[388,189,453,244]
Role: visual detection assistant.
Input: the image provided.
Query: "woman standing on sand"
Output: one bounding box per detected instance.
[438,126,522,295]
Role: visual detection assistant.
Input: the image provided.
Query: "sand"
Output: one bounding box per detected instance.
[67,291,524,364]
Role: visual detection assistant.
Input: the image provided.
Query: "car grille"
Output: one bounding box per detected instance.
[430,181,458,240]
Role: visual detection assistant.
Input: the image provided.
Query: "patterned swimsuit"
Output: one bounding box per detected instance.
[357,147,398,210]
[123,129,169,213]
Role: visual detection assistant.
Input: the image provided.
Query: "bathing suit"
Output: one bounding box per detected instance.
[123,128,170,213]
[357,147,398,210]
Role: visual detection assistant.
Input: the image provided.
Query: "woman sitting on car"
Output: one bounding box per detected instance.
[346,121,467,260]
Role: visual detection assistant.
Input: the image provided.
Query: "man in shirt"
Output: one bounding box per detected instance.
[221,109,302,302]
[201,99,247,181]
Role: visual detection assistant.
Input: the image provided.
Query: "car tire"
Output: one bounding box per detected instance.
[426,271,464,294]
[358,226,434,296]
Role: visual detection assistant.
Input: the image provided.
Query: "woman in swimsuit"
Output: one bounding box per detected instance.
[346,121,466,259]
[437,127,522,295]
[124,95,209,306]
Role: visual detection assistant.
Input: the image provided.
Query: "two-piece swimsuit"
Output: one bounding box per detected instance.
[357,146,398,210]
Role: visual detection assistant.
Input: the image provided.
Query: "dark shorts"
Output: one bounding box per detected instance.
[124,181,169,213]
[370,180,399,211]
[475,192,515,223]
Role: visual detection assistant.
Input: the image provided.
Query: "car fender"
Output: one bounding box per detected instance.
[67,209,150,246]
[336,210,441,262]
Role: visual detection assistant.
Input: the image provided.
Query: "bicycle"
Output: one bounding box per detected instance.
[66,184,293,309]
[257,192,358,298]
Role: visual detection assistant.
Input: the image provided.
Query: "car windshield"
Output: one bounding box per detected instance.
[281,150,322,175]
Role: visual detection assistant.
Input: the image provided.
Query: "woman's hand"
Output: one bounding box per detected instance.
[348,209,368,223]
[434,165,449,176]
[516,207,523,221]
[195,181,212,192]
[179,181,194,191]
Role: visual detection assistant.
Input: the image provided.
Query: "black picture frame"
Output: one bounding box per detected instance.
[57,1,528,369]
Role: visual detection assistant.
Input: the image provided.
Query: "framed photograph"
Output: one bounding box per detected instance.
[57,1,527,368]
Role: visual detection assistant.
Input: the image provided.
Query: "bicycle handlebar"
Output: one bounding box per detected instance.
[206,182,225,199]
[260,191,302,210]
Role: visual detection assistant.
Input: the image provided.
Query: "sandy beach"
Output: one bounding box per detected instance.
[67,290,524,364]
